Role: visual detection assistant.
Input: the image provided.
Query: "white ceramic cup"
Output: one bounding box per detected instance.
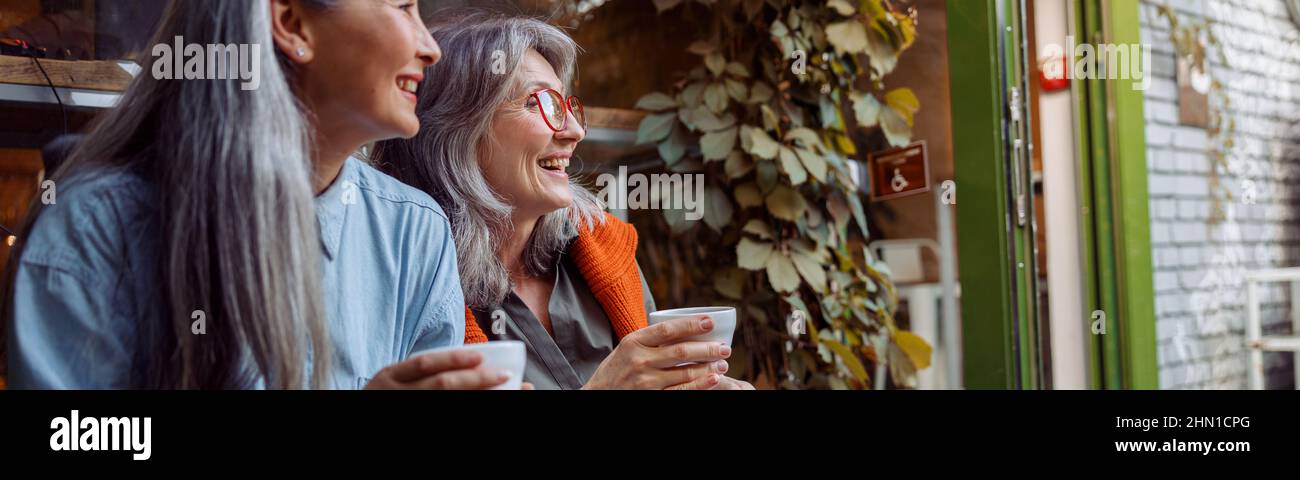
[410,340,526,390]
[647,306,737,346]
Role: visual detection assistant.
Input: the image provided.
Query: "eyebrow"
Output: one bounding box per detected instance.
[523,80,561,93]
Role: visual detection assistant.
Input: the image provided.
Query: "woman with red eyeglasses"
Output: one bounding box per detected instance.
[373,9,752,390]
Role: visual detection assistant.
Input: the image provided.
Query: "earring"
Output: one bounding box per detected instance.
[296,47,306,57]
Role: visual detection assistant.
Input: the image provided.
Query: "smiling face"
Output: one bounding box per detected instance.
[292,0,440,144]
[479,49,586,221]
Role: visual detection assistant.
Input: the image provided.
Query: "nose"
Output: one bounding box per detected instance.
[415,28,441,67]
[555,106,585,144]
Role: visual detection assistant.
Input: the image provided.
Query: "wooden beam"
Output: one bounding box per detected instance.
[0,55,132,92]
[585,106,644,131]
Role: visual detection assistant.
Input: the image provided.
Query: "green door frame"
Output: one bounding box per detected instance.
[1074,0,1159,389]
[947,0,1022,389]
[949,0,1158,389]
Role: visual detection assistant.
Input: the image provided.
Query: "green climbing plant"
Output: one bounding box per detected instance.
[1157,4,1235,224]
[626,0,932,389]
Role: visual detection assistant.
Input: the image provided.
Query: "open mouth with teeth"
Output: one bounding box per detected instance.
[398,78,419,95]
[538,157,569,172]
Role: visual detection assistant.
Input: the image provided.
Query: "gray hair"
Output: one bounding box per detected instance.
[4,0,336,389]
[373,9,603,309]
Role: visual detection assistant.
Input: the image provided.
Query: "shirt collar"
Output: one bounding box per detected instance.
[314,157,358,261]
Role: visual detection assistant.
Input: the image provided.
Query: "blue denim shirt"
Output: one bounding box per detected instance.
[7,157,464,389]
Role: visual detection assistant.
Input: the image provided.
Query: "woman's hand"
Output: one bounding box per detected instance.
[583,315,731,390]
[709,376,755,390]
[365,349,510,390]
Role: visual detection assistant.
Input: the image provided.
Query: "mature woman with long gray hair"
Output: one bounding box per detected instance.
[373,10,753,390]
[2,0,508,390]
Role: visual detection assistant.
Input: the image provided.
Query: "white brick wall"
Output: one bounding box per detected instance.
[1140,0,1300,389]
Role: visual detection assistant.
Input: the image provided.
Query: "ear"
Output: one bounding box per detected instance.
[270,0,315,64]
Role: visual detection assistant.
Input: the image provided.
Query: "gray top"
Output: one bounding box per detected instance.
[472,249,656,390]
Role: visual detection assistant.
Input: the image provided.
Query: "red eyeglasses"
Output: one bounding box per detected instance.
[529,88,586,133]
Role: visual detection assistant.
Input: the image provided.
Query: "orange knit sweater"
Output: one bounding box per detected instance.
[464,212,648,344]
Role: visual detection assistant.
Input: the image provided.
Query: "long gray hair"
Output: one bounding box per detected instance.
[373,9,603,309]
[3,0,334,389]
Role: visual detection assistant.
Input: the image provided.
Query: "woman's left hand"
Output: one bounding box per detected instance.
[709,376,755,390]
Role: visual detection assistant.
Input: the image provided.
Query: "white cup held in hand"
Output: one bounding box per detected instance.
[647,306,737,346]
[410,340,526,390]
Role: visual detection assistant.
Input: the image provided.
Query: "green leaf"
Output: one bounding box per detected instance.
[851,92,881,128]
[734,182,763,208]
[635,92,677,112]
[770,19,789,38]
[884,88,920,126]
[820,95,845,130]
[691,105,736,132]
[765,184,807,221]
[705,52,726,77]
[791,250,828,293]
[761,104,780,131]
[765,253,801,293]
[783,294,811,321]
[703,185,733,233]
[893,13,917,50]
[778,146,807,185]
[705,82,729,114]
[824,340,870,384]
[784,127,824,151]
[725,62,751,78]
[635,113,675,145]
[846,191,869,237]
[862,0,887,17]
[743,126,781,160]
[658,125,688,165]
[792,235,823,256]
[879,105,912,147]
[827,192,851,233]
[701,126,738,161]
[888,342,917,388]
[805,204,824,228]
[725,151,754,178]
[714,268,746,300]
[676,107,696,131]
[823,148,846,167]
[828,0,856,15]
[687,41,715,56]
[809,222,832,249]
[825,21,869,55]
[795,147,827,182]
[756,160,779,194]
[894,331,932,370]
[663,206,692,234]
[724,78,748,102]
[742,219,772,239]
[680,82,706,108]
[865,20,900,75]
[737,237,773,271]
[749,82,774,104]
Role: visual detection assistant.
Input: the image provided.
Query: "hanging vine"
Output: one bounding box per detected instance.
[1157,4,1235,224]
[622,0,932,389]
